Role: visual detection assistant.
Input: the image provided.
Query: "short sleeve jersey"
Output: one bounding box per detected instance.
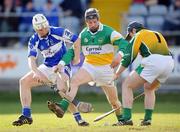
[28,26,78,67]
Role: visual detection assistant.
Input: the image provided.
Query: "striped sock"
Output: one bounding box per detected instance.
[22,107,31,118]
[73,112,82,123]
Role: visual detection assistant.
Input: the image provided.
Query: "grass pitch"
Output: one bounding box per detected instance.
[0,92,180,132]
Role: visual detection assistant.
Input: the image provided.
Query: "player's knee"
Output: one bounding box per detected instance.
[19,77,26,85]
[19,76,31,86]
[144,81,160,91]
[122,79,133,89]
[70,78,81,88]
[144,83,152,90]
[144,87,155,94]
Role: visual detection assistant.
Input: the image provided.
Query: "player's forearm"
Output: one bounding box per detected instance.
[28,57,38,72]
[114,38,129,52]
[60,39,81,65]
[61,48,75,65]
[72,38,81,65]
[116,65,126,76]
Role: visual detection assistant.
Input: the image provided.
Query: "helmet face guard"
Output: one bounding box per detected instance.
[85,13,99,20]
[125,21,144,41]
[85,8,99,21]
[32,14,49,30]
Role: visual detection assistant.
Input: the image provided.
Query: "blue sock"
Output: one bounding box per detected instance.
[22,107,31,118]
[73,112,82,123]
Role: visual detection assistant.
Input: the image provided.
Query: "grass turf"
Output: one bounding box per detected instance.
[0,92,180,132]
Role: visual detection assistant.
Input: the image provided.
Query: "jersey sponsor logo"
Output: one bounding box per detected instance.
[41,42,62,57]
[63,29,73,40]
[86,46,102,54]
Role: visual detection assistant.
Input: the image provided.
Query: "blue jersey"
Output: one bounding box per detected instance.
[28,26,78,67]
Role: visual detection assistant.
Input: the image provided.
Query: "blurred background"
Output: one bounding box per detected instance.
[0,0,180,93]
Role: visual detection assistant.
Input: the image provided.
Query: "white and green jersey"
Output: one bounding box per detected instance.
[61,23,129,66]
[79,23,127,66]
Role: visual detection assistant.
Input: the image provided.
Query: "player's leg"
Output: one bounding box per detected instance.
[51,67,93,118]
[13,70,50,126]
[101,85,123,124]
[115,70,146,126]
[140,55,174,126]
[13,64,53,126]
[52,73,89,126]
[141,79,160,126]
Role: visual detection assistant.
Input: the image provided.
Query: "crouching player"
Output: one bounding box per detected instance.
[112,21,174,126]
[12,14,92,126]
[47,8,131,125]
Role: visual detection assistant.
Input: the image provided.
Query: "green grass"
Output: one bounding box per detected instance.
[0,92,180,132]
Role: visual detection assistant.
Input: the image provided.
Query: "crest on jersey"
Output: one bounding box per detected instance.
[84,38,88,43]
[98,38,103,43]
[63,29,73,40]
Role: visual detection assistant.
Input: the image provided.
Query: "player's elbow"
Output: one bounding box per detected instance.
[72,58,80,65]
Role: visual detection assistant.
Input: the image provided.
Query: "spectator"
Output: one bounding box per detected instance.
[163,0,180,31]
[81,0,92,12]
[133,0,145,4]
[0,0,18,32]
[163,0,180,45]
[40,0,59,27]
[158,0,171,7]
[0,0,19,47]
[59,0,83,34]
[18,0,36,47]
[144,0,158,7]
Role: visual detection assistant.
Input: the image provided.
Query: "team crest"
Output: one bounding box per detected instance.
[84,38,88,43]
[98,38,103,43]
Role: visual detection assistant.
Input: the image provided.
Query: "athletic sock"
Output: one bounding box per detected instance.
[22,107,31,118]
[73,112,82,123]
[57,99,69,112]
[123,108,132,121]
[144,109,153,121]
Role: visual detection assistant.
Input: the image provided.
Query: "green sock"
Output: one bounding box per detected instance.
[123,108,132,121]
[57,99,69,112]
[116,114,123,121]
[144,109,153,121]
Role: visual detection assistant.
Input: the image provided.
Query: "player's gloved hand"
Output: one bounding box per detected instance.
[108,73,119,85]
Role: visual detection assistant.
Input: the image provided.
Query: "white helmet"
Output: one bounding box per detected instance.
[32,14,49,30]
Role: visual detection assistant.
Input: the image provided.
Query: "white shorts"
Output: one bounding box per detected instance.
[38,64,71,84]
[136,54,174,83]
[81,63,114,86]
